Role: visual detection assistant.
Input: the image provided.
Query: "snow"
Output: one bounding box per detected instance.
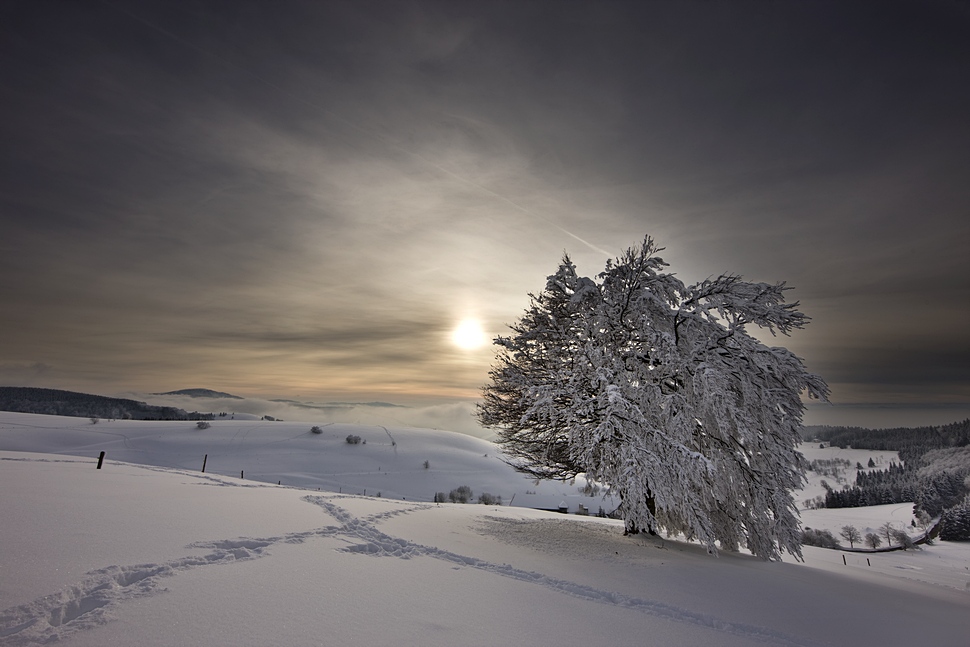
[0,412,608,512]
[2,413,969,646]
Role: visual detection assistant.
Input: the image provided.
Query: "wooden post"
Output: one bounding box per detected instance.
[202,454,208,473]
[842,554,846,565]
[97,451,105,469]
[241,470,244,479]
[867,558,871,566]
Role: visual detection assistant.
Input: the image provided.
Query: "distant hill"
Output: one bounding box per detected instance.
[0,387,205,420]
[156,388,243,400]
[802,420,970,463]
[271,399,405,410]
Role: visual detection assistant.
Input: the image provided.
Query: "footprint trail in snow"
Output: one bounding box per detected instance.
[0,495,830,647]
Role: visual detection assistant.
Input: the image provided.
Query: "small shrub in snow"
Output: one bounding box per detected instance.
[196,421,211,430]
[423,460,430,469]
[90,417,99,425]
[433,492,447,503]
[478,492,502,505]
[346,434,362,445]
[311,426,323,434]
[449,485,473,504]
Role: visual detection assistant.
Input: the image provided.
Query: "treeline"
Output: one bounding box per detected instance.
[0,387,211,421]
[823,461,917,508]
[803,419,970,463]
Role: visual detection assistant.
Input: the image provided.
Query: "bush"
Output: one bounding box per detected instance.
[478,492,502,505]
[346,434,362,445]
[864,532,882,549]
[311,426,323,434]
[196,421,211,430]
[433,492,448,503]
[801,528,838,549]
[891,528,915,550]
[449,485,473,503]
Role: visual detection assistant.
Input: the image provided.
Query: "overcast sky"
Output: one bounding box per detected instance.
[2,1,968,428]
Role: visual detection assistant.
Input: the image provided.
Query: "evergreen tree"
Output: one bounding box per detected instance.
[939,496,970,541]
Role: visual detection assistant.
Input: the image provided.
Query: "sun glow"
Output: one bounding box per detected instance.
[451,319,486,350]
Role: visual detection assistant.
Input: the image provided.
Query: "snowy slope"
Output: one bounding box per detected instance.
[0,412,610,511]
[1,451,968,646]
[1,412,969,646]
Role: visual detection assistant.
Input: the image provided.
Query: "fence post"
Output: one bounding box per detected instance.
[202,454,208,473]
[97,451,105,469]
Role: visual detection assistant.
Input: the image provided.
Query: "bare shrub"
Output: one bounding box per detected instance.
[449,485,473,503]
[801,528,838,549]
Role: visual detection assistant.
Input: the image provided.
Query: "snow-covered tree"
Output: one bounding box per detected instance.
[939,495,970,541]
[478,237,828,560]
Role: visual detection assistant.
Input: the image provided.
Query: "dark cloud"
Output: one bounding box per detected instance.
[1,1,967,426]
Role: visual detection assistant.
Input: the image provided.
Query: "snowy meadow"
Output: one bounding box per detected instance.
[1,411,968,646]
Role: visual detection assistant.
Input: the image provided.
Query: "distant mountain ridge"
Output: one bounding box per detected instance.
[270,399,404,410]
[156,388,243,399]
[0,387,206,420]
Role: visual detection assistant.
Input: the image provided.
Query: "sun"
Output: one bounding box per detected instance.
[451,319,486,350]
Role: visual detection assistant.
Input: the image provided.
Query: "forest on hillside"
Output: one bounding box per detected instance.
[0,387,208,421]
[801,420,970,540]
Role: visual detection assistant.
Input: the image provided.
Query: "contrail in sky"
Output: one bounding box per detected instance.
[100,1,614,259]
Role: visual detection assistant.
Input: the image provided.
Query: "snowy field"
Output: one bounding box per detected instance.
[0,412,611,512]
[1,412,969,646]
